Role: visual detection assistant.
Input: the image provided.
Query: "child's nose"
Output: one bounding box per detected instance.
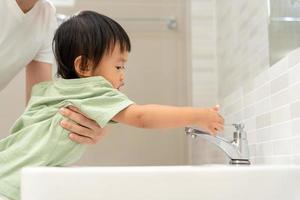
[120,71,125,80]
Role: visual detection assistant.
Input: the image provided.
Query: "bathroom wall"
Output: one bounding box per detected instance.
[216,0,300,164]
[190,0,269,164]
[190,0,300,165]
[189,0,227,165]
[216,0,269,99]
[189,0,269,164]
[190,0,218,106]
[220,48,300,164]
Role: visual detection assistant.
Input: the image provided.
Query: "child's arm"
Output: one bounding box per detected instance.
[112,104,224,135]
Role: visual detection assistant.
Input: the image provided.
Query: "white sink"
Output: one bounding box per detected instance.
[21,165,300,200]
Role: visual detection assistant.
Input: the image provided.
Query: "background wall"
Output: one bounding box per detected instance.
[190,0,268,164]
[190,0,300,165]
[216,0,269,99]
[189,0,269,164]
[188,0,227,165]
[191,0,217,106]
[0,70,25,137]
[220,48,300,164]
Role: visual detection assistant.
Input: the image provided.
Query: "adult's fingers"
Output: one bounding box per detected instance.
[60,120,93,138]
[68,133,96,144]
[59,107,98,130]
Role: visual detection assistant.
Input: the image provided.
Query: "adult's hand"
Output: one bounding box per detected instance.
[59,106,106,144]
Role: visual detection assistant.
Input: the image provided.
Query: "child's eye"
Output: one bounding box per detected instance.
[115,66,125,70]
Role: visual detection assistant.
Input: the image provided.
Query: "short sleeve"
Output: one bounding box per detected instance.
[74,88,134,128]
[33,4,58,64]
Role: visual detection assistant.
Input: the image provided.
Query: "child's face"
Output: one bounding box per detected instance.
[92,44,128,90]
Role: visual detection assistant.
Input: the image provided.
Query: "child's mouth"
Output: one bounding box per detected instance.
[117,83,124,90]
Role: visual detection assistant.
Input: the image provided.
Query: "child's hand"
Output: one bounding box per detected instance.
[197,105,224,136]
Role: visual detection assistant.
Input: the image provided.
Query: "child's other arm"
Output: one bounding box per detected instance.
[112,104,224,135]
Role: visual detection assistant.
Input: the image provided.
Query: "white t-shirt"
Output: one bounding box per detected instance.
[0,0,57,91]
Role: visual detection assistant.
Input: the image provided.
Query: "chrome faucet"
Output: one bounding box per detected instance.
[185,124,251,165]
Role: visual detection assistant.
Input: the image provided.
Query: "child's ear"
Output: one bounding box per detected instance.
[74,56,93,77]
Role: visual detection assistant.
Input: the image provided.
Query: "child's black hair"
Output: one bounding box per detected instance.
[53,11,131,79]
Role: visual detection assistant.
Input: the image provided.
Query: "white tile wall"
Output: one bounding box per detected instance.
[220,48,300,164]
[190,0,300,165]
[216,0,269,99]
[189,0,222,164]
[190,0,217,107]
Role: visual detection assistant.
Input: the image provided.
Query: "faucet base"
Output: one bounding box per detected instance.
[230,159,251,165]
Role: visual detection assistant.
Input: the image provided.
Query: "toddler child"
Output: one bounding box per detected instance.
[0,10,224,200]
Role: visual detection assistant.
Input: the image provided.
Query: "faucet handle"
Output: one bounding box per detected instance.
[232,123,247,140]
[232,123,245,131]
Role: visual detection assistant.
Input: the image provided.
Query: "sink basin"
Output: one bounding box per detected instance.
[21,165,300,200]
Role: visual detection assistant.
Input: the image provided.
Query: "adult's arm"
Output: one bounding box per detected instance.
[26,60,52,103]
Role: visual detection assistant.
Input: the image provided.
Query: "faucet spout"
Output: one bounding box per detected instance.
[186,125,251,165]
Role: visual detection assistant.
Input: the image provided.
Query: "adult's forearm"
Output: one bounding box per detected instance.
[26,61,52,104]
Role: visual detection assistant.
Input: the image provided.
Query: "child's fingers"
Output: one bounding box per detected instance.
[208,126,218,136]
[208,123,223,135]
[218,114,225,124]
[215,123,224,132]
[212,104,220,112]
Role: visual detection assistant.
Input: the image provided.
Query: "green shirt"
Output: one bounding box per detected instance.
[0,76,134,200]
